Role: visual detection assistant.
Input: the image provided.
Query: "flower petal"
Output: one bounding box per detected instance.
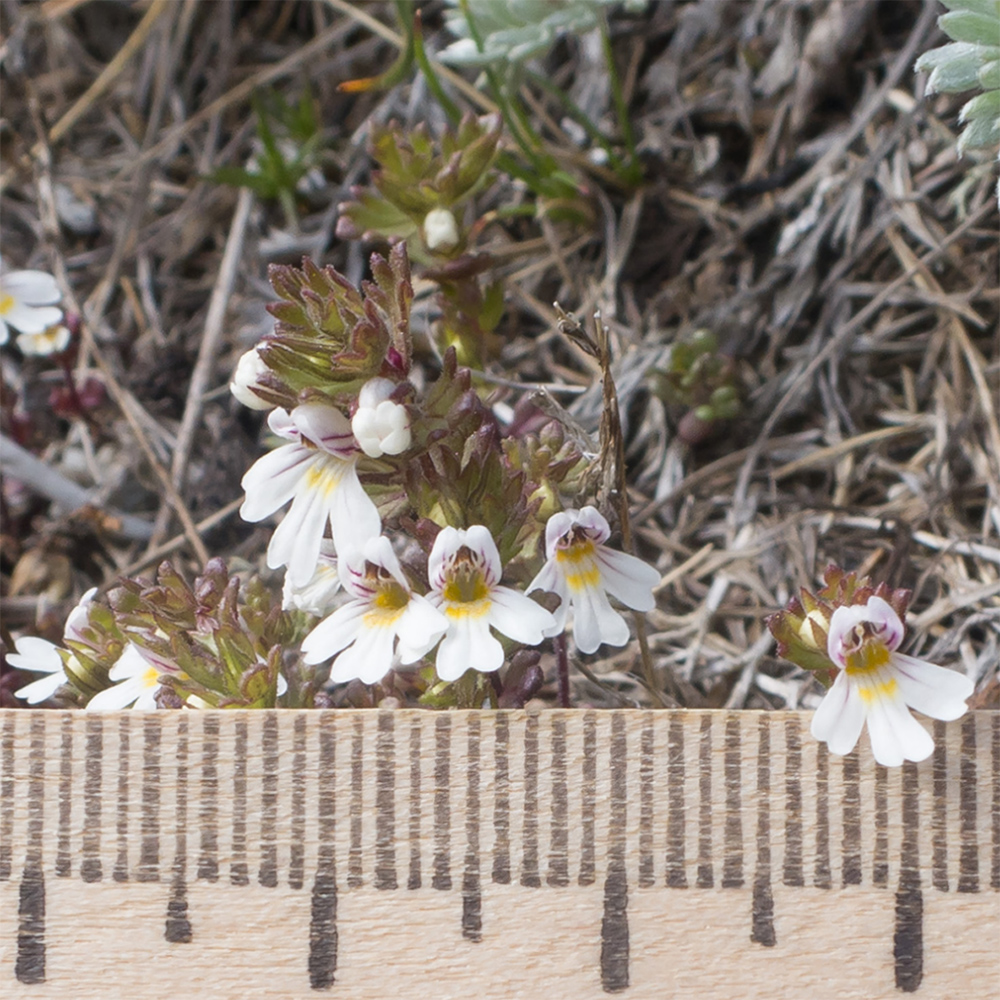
[329,467,381,557]
[435,615,501,681]
[301,602,369,664]
[2,302,62,335]
[810,671,866,756]
[864,595,905,651]
[7,636,63,673]
[571,582,629,654]
[240,444,314,521]
[15,670,67,704]
[462,525,502,587]
[328,622,398,685]
[595,548,660,611]
[4,270,61,304]
[891,653,974,721]
[395,596,449,664]
[87,676,145,711]
[865,694,934,766]
[293,402,357,457]
[488,587,555,646]
[826,603,874,668]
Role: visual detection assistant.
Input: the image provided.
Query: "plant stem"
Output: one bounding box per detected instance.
[598,14,642,186]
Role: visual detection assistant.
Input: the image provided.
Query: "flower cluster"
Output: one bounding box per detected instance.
[768,567,974,767]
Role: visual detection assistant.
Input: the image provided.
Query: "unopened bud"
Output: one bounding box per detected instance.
[352,378,411,458]
[423,207,460,252]
[230,348,272,410]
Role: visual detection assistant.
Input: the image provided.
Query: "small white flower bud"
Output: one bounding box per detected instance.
[230,348,272,410]
[423,206,460,252]
[352,378,411,458]
[797,609,829,650]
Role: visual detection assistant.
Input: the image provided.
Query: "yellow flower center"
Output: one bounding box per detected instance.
[842,622,892,675]
[555,539,601,592]
[0,293,14,316]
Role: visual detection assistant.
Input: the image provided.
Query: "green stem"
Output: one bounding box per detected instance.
[412,9,461,124]
[598,14,641,186]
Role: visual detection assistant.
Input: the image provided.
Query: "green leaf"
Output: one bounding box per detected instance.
[979,58,1000,87]
[941,0,1000,20]
[918,41,993,92]
[940,10,1000,46]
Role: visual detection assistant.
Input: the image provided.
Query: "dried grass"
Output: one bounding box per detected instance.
[1,0,997,709]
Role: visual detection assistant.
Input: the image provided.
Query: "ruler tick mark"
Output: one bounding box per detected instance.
[697,714,714,888]
[783,716,803,887]
[137,715,162,882]
[600,714,629,993]
[492,713,510,885]
[665,714,686,888]
[0,714,13,881]
[349,716,364,889]
[165,717,192,944]
[375,712,398,890]
[638,718,654,889]
[309,713,338,990]
[894,761,923,992]
[841,750,862,887]
[991,713,999,890]
[408,718,422,889]
[290,714,307,890]
[433,715,452,891]
[521,714,541,887]
[81,715,103,883]
[814,743,831,889]
[723,715,744,889]
[579,712,597,887]
[931,720,948,892]
[196,714,219,882]
[230,714,249,885]
[113,715,130,883]
[15,714,47,984]
[874,764,889,887]
[547,715,570,888]
[56,714,73,877]
[958,714,978,893]
[751,715,775,948]
[259,713,280,888]
[462,715,482,942]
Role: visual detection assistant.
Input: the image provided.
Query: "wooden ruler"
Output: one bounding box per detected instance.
[0,709,997,998]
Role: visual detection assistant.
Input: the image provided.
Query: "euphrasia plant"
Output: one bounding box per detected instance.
[11,245,661,711]
[768,567,973,767]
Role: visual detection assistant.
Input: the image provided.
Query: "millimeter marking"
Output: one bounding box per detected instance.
[0,709,997,999]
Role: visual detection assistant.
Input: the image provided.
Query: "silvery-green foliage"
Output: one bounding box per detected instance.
[916,0,1000,155]
[440,0,646,67]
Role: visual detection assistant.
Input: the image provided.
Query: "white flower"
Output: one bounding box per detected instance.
[230,347,273,410]
[282,540,341,614]
[16,322,72,356]
[301,535,448,685]
[810,595,974,767]
[0,269,62,346]
[427,525,555,682]
[9,637,70,704]
[240,403,381,587]
[351,378,411,458]
[423,207,460,252]
[86,644,174,711]
[9,586,98,703]
[527,506,660,654]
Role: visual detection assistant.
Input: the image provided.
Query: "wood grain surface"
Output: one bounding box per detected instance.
[0,708,997,999]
